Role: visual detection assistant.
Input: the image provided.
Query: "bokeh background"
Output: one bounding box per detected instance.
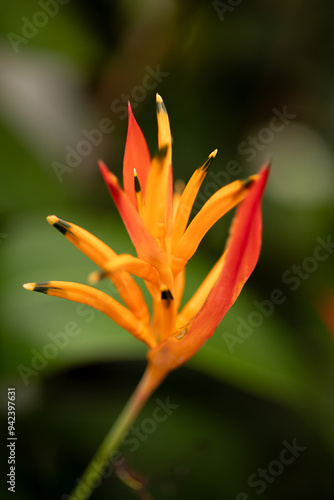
[1,1,334,499]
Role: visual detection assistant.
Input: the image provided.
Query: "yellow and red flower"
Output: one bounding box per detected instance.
[24,94,269,379]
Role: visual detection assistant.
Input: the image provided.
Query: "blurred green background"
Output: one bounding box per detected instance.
[1,0,334,499]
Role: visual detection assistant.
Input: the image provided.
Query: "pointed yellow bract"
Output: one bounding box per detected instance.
[172,150,217,246]
[24,281,154,347]
[156,93,172,152]
[144,145,171,241]
[46,215,150,324]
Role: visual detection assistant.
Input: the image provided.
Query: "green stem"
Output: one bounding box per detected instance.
[69,363,167,500]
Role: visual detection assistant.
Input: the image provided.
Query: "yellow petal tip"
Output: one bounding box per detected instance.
[88,271,102,284]
[209,149,218,158]
[47,215,58,225]
[156,93,163,103]
[23,283,35,291]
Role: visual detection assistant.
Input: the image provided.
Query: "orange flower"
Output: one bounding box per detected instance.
[24,94,269,378]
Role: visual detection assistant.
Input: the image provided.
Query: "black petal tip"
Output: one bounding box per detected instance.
[33,281,50,294]
[53,218,72,235]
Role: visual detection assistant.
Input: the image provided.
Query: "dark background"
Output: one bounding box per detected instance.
[1,1,334,499]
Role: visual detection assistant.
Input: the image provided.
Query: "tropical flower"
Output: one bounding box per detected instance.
[24,94,268,378]
[23,94,269,499]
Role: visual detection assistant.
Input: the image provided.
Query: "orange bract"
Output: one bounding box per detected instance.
[23,95,269,375]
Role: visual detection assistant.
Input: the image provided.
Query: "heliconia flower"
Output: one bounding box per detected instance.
[23,95,269,499]
[23,94,269,380]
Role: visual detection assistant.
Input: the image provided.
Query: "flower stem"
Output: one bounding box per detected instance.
[69,363,168,500]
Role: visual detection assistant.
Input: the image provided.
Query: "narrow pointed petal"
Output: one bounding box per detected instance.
[156,94,173,241]
[148,164,269,371]
[47,214,116,263]
[47,215,150,324]
[143,145,171,240]
[99,161,173,290]
[172,150,217,246]
[156,94,172,153]
[172,175,256,272]
[23,281,155,348]
[123,102,151,206]
[166,162,174,243]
